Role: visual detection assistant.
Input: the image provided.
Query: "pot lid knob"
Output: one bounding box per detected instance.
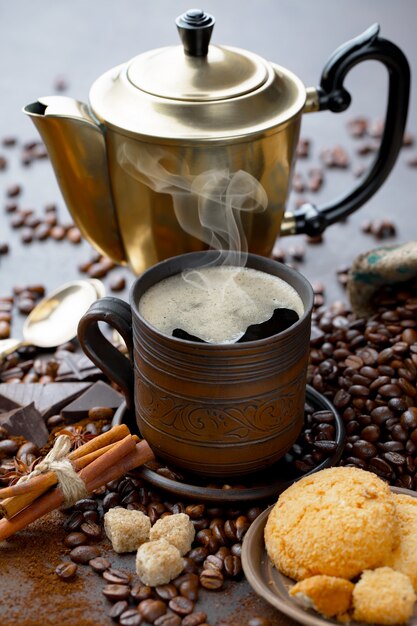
[176,8,215,57]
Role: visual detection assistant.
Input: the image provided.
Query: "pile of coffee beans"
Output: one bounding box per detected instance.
[58,478,260,626]
[309,278,417,489]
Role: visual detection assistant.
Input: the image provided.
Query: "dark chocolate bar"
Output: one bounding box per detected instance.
[60,380,124,421]
[55,351,103,382]
[0,382,92,418]
[0,402,49,448]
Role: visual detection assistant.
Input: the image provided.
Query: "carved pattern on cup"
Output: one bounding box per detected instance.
[136,370,306,442]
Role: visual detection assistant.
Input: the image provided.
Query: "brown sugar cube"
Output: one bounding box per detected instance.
[136,539,184,586]
[290,575,354,618]
[353,567,416,625]
[149,513,195,556]
[104,508,151,553]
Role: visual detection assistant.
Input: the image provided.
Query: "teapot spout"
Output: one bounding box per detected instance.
[24,96,126,264]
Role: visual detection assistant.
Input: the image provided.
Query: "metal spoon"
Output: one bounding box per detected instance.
[0,279,105,359]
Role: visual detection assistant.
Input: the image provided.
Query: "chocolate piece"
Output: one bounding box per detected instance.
[0,402,49,448]
[55,351,103,382]
[0,382,91,418]
[60,381,123,421]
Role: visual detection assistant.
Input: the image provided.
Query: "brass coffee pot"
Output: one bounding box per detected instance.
[25,10,410,275]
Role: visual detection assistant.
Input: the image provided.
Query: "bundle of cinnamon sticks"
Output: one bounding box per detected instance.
[0,424,154,542]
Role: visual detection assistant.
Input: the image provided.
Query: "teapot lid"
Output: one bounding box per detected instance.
[127,10,268,101]
[89,9,306,142]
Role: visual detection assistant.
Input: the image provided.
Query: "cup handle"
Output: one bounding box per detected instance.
[284,24,410,237]
[77,297,135,410]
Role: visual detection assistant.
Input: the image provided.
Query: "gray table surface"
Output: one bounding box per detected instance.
[0,1,417,624]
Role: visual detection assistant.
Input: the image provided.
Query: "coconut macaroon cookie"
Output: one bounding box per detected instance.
[352,567,416,625]
[264,467,398,581]
[289,575,354,619]
[384,493,417,592]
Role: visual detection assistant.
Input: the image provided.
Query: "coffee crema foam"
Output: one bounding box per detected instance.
[138,266,304,344]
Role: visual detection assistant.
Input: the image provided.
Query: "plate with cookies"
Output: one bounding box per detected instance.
[242,466,417,626]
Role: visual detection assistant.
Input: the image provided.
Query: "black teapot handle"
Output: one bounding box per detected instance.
[289,24,410,237]
[77,297,135,410]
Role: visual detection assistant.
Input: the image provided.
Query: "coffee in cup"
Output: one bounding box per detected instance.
[138,265,304,344]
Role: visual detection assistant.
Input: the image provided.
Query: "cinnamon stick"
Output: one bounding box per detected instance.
[68,424,130,460]
[0,440,154,541]
[0,435,138,519]
[0,425,131,500]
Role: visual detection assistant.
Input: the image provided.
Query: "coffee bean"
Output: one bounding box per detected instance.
[64,532,87,548]
[211,521,227,546]
[7,184,21,197]
[224,554,242,578]
[383,451,406,466]
[378,441,404,452]
[361,425,381,443]
[102,585,131,602]
[131,584,153,602]
[179,579,199,602]
[138,599,167,622]
[352,440,377,460]
[182,612,208,626]
[103,492,120,510]
[168,597,194,616]
[63,511,84,532]
[379,384,402,398]
[83,509,99,523]
[55,561,77,581]
[155,584,177,601]
[108,601,129,621]
[103,568,131,585]
[401,409,417,430]
[195,529,218,553]
[199,568,223,590]
[69,545,101,564]
[389,398,409,413]
[88,262,108,278]
[334,389,351,408]
[230,543,242,557]
[80,520,102,540]
[368,457,394,479]
[371,406,393,425]
[47,414,64,427]
[0,322,11,340]
[185,504,205,520]
[313,440,338,452]
[87,406,115,421]
[0,439,18,457]
[50,225,66,240]
[156,610,183,626]
[67,226,82,243]
[89,556,111,573]
[119,610,143,626]
[203,554,223,571]
[110,276,126,292]
[75,497,98,511]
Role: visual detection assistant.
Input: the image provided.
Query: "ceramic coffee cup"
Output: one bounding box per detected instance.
[77,251,313,478]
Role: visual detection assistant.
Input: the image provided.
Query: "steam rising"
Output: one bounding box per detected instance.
[118,144,268,272]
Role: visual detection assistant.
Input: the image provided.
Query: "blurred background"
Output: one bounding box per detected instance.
[1,0,417,335]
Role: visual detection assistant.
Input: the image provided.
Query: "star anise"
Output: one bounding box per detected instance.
[2,456,42,486]
[56,424,96,450]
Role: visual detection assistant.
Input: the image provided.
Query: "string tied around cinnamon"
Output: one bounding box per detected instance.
[17,435,88,506]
